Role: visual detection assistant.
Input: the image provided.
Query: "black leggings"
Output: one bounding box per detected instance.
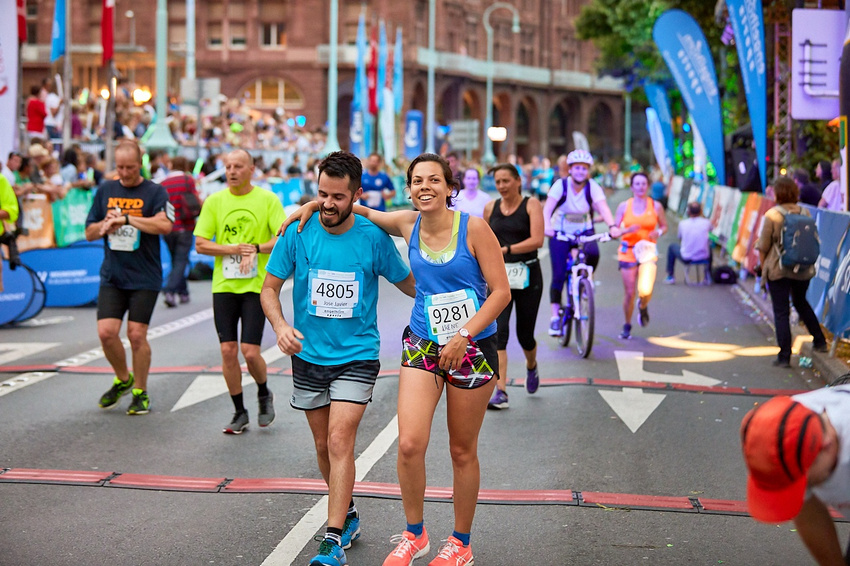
[549,232,599,305]
[496,261,543,351]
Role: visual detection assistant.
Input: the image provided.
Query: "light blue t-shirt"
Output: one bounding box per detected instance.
[266,212,411,365]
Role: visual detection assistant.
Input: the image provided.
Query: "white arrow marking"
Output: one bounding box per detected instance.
[0,342,61,365]
[614,350,721,387]
[599,350,720,434]
[598,388,666,434]
[170,346,288,412]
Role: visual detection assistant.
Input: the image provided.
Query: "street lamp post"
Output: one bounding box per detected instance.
[126,10,136,83]
[425,0,436,153]
[324,0,341,154]
[482,2,520,165]
[145,0,178,152]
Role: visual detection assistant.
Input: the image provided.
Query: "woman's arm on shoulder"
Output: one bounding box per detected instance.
[353,204,418,240]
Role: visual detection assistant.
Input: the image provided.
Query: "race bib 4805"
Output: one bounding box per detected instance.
[308,268,363,319]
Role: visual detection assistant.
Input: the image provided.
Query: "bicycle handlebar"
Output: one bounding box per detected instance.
[555,231,612,244]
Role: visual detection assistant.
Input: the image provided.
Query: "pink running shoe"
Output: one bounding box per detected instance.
[382,528,430,566]
[428,536,473,566]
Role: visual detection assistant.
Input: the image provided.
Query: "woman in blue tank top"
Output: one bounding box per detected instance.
[282,153,510,563]
[352,153,510,565]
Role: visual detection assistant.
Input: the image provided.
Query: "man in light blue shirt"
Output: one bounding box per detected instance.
[261,151,414,566]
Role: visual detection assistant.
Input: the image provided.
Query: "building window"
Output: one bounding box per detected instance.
[261,0,287,47]
[494,22,513,63]
[415,0,427,46]
[561,30,578,70]
[520,29,535,66]
[230,22,247,48]
[261,23,286,48]
[208,22,223,48]
[465,21,478,59]
[343,1,361,44]
[170,23,187,51]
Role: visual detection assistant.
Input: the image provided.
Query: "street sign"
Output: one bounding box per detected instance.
[448,119,480,151]
[180,78,221,118]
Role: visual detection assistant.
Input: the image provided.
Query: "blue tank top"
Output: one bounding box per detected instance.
[408,212,497,342]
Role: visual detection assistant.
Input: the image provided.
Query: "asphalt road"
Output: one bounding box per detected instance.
[1,207,845,566]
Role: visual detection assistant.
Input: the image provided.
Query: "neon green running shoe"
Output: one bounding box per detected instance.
[126,389,150,415]
[98,373,134,409]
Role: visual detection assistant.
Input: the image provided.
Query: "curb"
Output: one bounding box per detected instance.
[735,276,849,386]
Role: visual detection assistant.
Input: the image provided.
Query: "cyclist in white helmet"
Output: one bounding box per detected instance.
[543,149,619,336]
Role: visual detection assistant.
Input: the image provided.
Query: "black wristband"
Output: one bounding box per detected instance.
[124,214,129,226]
[507,244,511,255]
[254,243,260,253]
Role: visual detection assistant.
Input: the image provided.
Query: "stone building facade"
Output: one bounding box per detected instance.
[22,0,633,163]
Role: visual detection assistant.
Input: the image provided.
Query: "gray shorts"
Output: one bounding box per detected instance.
[290,356,381,410]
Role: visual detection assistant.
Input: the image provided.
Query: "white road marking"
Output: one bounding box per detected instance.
[260,415,400,566]
[599,350,721,433]
[0,342,60,365]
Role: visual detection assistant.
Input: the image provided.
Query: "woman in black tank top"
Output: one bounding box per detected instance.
[483,164,545,409]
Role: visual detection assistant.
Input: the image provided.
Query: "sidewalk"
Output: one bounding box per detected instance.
[734,273,849,387]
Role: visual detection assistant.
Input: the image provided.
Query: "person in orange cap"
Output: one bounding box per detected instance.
[740,389,849,565]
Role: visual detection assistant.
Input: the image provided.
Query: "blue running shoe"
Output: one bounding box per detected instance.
[548,315,561,337]
[341,514,361,549]
[310,537,347,566]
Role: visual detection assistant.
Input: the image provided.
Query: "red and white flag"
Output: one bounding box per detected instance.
[101,0,114,65]
[16,0,25,43]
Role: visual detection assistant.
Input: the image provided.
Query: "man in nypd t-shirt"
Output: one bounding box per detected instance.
[85,140,174,416]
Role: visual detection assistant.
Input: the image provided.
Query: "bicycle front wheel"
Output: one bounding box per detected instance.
[574,277,595,358]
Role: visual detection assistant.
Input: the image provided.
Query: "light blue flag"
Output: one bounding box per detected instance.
[376,21,388,111]
[50,0,66,63]
[726,0,767,192]
[350,11,367,158]
[653,9,725,184]
[644,82,676,174]
[393,26,403,115]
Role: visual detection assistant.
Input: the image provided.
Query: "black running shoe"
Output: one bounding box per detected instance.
[98,373,134,409]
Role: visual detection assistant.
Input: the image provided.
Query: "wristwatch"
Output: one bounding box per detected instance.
[458,328,474,344]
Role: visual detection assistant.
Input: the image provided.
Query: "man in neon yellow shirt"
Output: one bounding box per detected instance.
[0,174,20,292]
[194,149,286,434]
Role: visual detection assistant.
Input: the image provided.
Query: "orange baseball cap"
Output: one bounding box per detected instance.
[740,396,824,523]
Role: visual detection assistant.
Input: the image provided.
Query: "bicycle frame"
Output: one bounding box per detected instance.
[556,231,610,311]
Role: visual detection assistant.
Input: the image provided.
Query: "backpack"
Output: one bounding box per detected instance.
[772,206,819,273]
[180,190,202,220]
[552,177,594,215]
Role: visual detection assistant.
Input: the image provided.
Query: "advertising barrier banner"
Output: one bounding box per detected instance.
[53,188,94,247]
[809,209,850,318]
[17,195,55,251]
[20,241,102,307]
[644,82,676,175]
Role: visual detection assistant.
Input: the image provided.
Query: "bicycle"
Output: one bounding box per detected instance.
[553,230,611,358]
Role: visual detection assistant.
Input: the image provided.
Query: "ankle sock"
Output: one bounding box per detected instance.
[257,381,269,397]
[347,500,358,518]
[231,393,245,413]
[406,521,424,537]
[452,531,470,546]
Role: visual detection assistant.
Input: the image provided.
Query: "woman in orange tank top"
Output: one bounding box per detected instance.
[612,172,667,339]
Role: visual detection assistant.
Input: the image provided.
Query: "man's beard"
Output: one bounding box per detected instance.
[320,202,353,228]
